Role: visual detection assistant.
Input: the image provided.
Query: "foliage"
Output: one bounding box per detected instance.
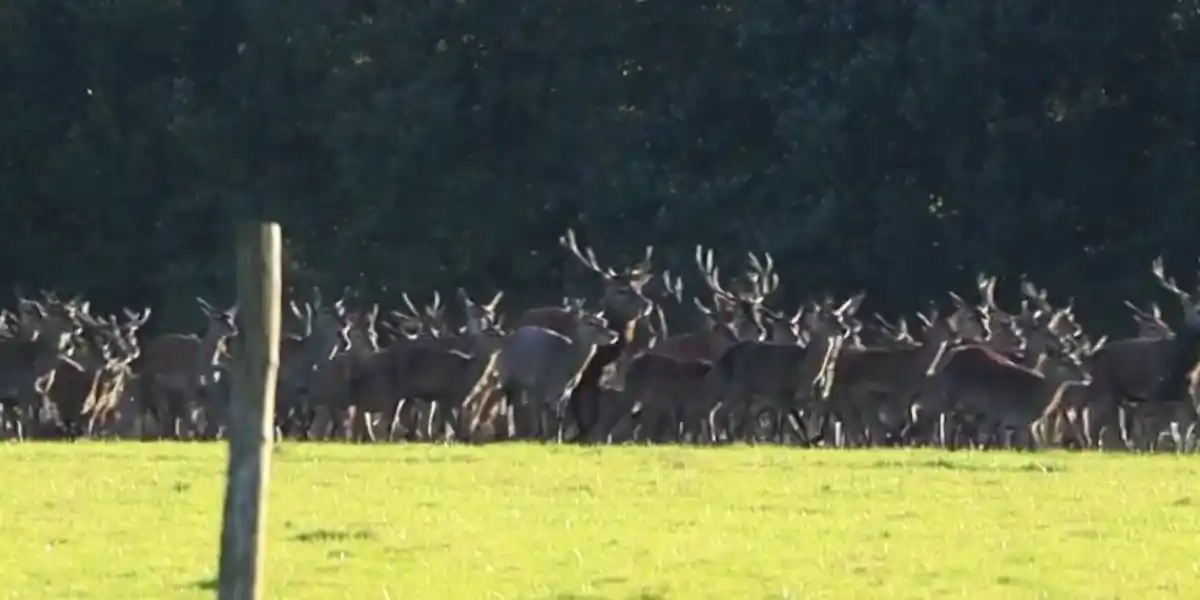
[2,1,1198,331]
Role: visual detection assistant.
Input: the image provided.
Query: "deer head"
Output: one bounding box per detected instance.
[1153,256,1200,330]
[560,229,654,322]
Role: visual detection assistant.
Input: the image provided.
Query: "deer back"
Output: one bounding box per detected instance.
[141,331,205,376]
[1088,337,1175,400]
[512,307,576,337]
[625,353,712,412]
[498,326,573,388]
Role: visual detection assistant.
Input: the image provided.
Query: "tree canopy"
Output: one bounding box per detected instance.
[2,0,1197,332]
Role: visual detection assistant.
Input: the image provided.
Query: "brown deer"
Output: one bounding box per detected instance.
[703,295,860,444]
[919,310,1096,450]
[46,311,146,438]
[499,299,619,440]
[827,308,955,447]
[1081,257,1200,450]
[649,246,769,363]
[1034,334,1107,449]
[135,297,238,439]
[508,230,653,441]
[1123,300,1172,339]
[0,296,82,439]
[332,293,506,443]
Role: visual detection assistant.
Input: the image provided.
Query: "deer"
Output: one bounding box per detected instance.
[907,309,1089,451]
[498,298,619,441]
[826,307,956,447]
[597,248,777,443]
[135,297,238,439]
[702,294,860,444]
[0,295,83,439]
[273,291,354,439]
[46,311,146,439]
[329,291,507,443]
[507,229,654,441]
[1123,300,1172,339]
[1034,333,1108,449]
[1080,257,1200,451]
[648,247,770,363]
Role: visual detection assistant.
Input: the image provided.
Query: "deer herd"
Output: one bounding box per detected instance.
[2,232,1200,452]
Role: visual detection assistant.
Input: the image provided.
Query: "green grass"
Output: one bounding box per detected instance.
[1,443,1197,600]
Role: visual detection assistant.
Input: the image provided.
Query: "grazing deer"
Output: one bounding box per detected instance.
[1081,258,1200,450]
[703,295,860,444]
[499,299,619,440]
[135,297,238,439]
[509,230,653,441]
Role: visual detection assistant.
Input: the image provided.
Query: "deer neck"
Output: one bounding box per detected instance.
[919,340,951,377]
[800,332,842,401]
[30,335,67,376]
[198,329,229,371]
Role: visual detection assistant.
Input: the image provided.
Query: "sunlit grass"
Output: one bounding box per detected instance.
[0,443,1197,599]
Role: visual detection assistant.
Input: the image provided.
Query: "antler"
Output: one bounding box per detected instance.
[746,252,779,300]
[660,270,684,302]
[559,229,613,277]
[629,245,654,276]
[694,246,738,303]
[976,273,998,309]
[1123,300,1157,321]
[1151,256,1191,301]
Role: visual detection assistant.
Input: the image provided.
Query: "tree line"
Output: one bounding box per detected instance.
[1,0,1197,332]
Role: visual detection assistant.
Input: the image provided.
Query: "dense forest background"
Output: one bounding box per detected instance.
[2,0,1198,333]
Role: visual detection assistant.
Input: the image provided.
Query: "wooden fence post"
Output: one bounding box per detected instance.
[217,222,283,600]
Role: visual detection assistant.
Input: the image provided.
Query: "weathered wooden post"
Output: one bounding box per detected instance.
[217,222,282,600]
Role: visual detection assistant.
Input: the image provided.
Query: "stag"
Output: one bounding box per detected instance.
[135,297,237,439]
[703,294,860,444]
[499,299,619,440]
[46,311,146,438]
[827,308,955,447]
[918,309,1098,450]
[0,295,83,439]
[509,230,653,440]
[333,292,506,443]
[1081,258,1200,450]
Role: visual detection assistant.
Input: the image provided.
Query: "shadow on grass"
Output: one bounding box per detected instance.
[293,528,378,543]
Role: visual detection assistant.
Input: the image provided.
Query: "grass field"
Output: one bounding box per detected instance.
[0,444,1197,600]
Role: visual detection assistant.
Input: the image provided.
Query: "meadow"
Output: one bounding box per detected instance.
[0,443,1196,599]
